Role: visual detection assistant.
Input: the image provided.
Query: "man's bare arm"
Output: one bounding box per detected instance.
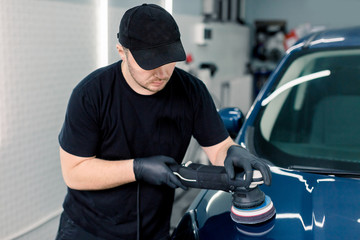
[60,147,136,190]
[201,136,237,166]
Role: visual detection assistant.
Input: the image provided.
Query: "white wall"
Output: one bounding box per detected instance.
[0,0,99,239]
[175,18,252,111]
[173,2,252,112]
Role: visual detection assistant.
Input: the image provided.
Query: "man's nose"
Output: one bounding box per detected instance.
[153,65,168,79]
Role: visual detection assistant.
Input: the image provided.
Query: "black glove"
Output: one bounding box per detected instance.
[224,145,271,188]
[133,155,187,190]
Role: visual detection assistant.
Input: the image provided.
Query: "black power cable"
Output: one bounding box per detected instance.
[137,183,141,240]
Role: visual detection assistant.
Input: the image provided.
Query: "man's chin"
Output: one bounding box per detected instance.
[148,82,167,92]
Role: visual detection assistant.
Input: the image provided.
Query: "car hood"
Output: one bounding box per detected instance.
[195,167,360,240]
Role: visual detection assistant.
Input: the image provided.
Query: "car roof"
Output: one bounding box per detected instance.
[288,25,360,53]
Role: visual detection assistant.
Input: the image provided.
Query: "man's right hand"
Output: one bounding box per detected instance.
[133,156,187,190]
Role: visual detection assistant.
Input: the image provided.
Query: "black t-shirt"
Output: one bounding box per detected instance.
[58,60,229,239]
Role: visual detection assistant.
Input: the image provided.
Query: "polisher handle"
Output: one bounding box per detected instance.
[170,162,264,191]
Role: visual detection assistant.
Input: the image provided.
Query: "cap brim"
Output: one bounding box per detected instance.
[131,40,186,70]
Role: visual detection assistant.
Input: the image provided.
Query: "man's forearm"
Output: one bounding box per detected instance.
[202,136,237,166]
[60,147,136,190]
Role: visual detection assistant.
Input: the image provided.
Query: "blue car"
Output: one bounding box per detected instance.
[172,26,360,240]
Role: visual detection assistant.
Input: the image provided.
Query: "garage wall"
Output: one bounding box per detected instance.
[175,20,251,110]
[0,0,99,239]
[245,0,360,33]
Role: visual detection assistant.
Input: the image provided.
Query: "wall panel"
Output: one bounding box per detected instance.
[0,0,98,239]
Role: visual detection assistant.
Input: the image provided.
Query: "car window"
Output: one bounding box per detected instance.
[255,49,360,172]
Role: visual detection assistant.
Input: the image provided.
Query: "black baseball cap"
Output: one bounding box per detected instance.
[118,3,186,70]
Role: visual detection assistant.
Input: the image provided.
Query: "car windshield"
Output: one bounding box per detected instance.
[254,48,360,173]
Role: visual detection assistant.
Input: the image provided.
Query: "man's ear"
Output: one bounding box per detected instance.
[116,44,126,61]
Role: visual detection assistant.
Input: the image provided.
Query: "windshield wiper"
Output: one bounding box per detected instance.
[288,165,360,177]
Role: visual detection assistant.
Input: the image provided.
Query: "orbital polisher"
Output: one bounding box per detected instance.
[170,162,276,225]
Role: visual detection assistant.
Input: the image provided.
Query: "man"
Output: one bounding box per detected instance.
[56,3,271,240]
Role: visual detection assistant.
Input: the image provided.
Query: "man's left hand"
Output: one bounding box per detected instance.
[224,145,272,188]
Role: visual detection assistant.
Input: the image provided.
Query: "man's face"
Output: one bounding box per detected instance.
[118,45,176,95]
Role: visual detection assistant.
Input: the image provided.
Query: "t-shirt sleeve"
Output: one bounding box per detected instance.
[58,87,99,157]
[192,80,229,147]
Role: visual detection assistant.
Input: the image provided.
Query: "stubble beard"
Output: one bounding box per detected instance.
[127,61,168,94]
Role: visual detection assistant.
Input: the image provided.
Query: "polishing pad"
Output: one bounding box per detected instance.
[230,195,276,224]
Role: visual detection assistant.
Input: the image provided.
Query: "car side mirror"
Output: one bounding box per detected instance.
[218,107,245,138]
